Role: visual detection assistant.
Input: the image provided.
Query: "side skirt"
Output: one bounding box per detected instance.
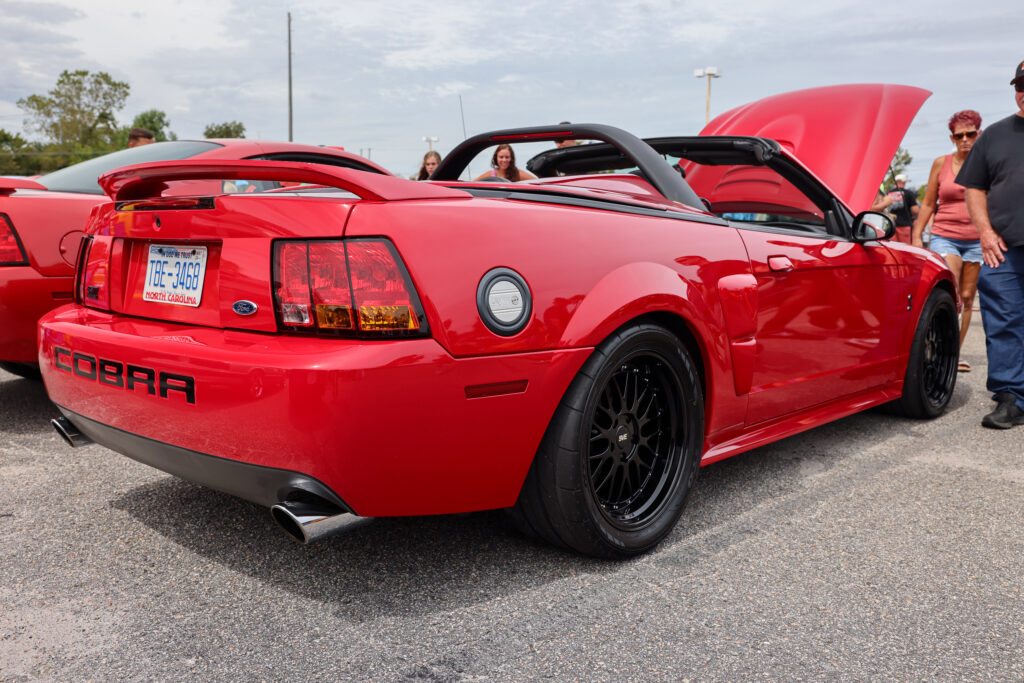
[701,381,904,466]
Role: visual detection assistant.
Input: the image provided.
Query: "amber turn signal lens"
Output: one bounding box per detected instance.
[358,305,417,330]
[316,304,355,330]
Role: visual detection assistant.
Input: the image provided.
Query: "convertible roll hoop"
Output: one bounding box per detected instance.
[430,123,705,210]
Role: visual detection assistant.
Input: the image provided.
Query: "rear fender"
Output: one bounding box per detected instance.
[558,261,716,349]
[556,260,745,436]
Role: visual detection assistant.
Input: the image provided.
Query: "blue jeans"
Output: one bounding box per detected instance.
[929,234,984,264]
[978,245,1024,410]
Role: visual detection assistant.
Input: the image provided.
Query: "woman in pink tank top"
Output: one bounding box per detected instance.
[912,110,983,371]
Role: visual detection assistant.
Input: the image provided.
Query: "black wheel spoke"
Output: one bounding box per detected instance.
[586,351,687,530]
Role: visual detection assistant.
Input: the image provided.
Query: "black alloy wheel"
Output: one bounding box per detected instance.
[510,323,704,558]
[893,288,958,418]
[587,354,682,531]
[920,301,958,406]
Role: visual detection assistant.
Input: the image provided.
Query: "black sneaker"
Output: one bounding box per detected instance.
[982,392,1024,429]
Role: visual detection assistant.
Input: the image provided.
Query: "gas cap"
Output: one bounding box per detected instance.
[477,268,531,336]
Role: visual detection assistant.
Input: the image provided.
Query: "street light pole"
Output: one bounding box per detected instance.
[693,67,721,125]
[287,12,293,141]
[423,136,438,151]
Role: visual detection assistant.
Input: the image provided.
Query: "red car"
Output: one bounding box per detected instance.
[0,139,389,378]
[39,85,958,558]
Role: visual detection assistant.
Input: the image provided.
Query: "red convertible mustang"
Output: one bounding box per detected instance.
[40,85,959,558]
[0,139,388,378]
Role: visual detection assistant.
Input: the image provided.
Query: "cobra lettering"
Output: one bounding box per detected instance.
[54,346,196,404]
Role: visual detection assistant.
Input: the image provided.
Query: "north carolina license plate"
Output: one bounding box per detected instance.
[143,244,208,307]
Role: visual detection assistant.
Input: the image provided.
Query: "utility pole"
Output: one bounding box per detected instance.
[287,12,293,141]
[693,67,721,125]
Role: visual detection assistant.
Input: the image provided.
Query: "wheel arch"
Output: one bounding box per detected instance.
[901,264,960,354]
[556,261,720,399]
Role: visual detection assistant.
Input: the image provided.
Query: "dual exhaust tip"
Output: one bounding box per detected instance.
[271,501,373,544]
[52,416,93,448]
[52,414,368,545]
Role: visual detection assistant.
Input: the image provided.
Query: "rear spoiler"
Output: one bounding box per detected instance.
[0,177,47,195]
[98,160,471,202]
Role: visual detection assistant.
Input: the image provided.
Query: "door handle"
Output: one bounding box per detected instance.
[768,256,794,272]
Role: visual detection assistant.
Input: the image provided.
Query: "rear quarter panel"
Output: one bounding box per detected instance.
[344,197,754,434]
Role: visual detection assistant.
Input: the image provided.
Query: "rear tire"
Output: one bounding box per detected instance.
[892,288,958,418]
[511,323,704,558]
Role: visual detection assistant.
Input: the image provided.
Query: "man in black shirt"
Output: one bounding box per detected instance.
[884,174,918,243]
[956,59,1024,429]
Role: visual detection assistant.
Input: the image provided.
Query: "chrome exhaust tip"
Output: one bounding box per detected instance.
[271,501,372,544]
[52,416,92,448]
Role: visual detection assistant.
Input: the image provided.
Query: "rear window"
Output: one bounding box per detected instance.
[38,141,224,195]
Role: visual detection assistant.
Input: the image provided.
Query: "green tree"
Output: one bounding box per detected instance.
[114,109,178,147]
[203,121,245,139]
[0,129,31,175]
[132,109,176,141]
[17,69,130,148]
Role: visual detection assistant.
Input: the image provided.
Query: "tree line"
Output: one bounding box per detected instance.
[1,70,246,176]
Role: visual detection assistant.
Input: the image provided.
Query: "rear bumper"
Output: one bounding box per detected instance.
[39,305,591,516]
[0,267,73,362]
[55,405,351,511]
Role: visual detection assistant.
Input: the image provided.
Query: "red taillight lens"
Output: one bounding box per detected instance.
[346,241,419,332]
[273,239,427,337]
[76,236,111,310]
[0,214,28,265]
[274,242,314,327]
[309,242,355,330]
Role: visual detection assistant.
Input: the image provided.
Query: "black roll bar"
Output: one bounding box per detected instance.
[430,123,704,209]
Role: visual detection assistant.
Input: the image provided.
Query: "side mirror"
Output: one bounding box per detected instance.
[851,211,895,243]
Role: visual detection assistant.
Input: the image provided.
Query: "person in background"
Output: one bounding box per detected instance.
[474,144,536,182]
[417,150,441,180]
[871,185,895,215]
[885,173,918,243]
[128,127,155,148]
[555,121,577,148]
[911,110,983,372]
[956,59,1024,429]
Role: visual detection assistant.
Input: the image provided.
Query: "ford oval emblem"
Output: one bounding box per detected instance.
[232,300,258,316]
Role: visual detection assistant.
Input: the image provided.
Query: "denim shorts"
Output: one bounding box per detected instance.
[929,234,983,263]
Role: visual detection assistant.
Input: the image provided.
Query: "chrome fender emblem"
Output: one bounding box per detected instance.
[232,300,258,316]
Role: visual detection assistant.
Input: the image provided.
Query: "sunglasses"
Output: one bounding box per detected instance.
[1016,81,1024,93]
[951,131,978,140]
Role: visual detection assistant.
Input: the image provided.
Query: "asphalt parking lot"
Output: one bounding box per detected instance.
[2,324,1022,681]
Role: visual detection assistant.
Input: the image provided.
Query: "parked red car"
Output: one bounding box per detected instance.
[39,85,958,558]
[0,140,389,377]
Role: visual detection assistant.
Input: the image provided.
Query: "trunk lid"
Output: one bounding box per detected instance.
[84,160,468,331]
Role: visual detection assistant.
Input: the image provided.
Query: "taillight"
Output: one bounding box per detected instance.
[272,238,428,337]
[0,214,28,265]
[75,236,111,310]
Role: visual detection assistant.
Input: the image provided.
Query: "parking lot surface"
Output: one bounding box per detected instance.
[2,324,1022,681]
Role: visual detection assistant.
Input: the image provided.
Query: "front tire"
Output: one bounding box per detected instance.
[892,288,958,418]
[511,323,704,558]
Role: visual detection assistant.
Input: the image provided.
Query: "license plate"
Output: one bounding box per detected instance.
[143,244,208,307]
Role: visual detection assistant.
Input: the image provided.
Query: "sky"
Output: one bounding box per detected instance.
[1,0,1019,187]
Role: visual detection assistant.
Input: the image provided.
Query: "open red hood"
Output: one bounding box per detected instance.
[700,84,930,212]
